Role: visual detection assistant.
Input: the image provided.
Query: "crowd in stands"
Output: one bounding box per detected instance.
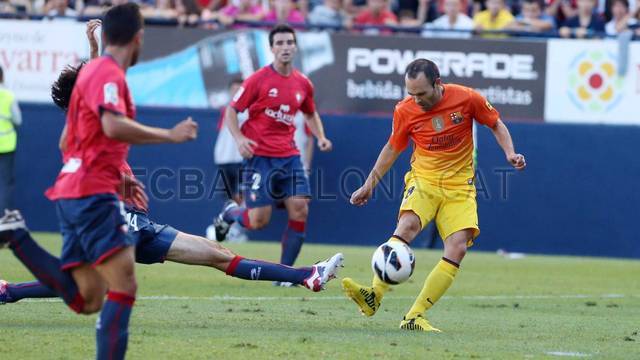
[1,0,638,37]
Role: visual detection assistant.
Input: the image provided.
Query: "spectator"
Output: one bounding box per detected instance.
[0,0,17,13]
[546,0,578,25]
[353,0,398,34]
[422,0,474,37]
[177,0,203,25]
[264,0,306,24]
[0,66,22,213]
[605,0,636,34]
[559,0,605,37]
[506,0,555,32]
[217,0,264,27]
[44,0,77,17]
[473,0,515,36]
[308,0,348,27]
[141,0,180,18]
[394,0,438,25]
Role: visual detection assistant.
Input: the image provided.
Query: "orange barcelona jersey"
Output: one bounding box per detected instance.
[389,84,499,189]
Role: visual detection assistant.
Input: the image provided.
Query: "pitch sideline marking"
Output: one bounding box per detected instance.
[17,293,636,303]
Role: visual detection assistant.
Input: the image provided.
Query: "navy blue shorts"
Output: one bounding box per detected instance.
[125,210,178,264]
[241,155,311,207]
[56,194,134,270]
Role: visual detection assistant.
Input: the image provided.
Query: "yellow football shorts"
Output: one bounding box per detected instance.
[398,175,479,246]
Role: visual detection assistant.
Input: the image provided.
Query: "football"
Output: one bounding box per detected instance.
[371,240,416,284]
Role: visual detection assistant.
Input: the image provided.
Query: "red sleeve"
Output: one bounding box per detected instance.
[217,107,226,131]
[299,77,316,115]
[387,106,410,152]
[230,74,260,113]
[469,90,499,127]
[91,73,128,116]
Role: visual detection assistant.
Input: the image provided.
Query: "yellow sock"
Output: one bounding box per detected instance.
[405,258,459,319]
[372,273,390,297]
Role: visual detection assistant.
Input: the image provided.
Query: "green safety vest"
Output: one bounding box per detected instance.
[0,88,17,153]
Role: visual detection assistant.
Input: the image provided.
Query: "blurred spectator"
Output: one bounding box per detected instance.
[506,0,555,32]
[177,0,203,25]
[605,0,636,34]
[353,0,398,33]
[264,0,306,24]
[397,8,421,25]
[545,0,578,24]
[473,0,515,36]
[422,0,474,37]
[394,0,438,25]
[44,0,77,17]
[436,0,468,15]
[308,0,348,26]
[0,0,17,13]
[141,0,180,18]
[559,0,605,37]
[217,0,264,26]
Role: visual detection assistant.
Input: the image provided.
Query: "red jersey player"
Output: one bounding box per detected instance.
[0,4,198,359]
[214,24,333,279]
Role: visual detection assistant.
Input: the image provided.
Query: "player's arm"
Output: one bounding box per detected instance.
[225,106,257,158]
[303,111,332,151]
[59,124,68,151]
[303,132,314,172]
[86,19,101,60]
[350,142,402,206]
[101,111,198,144]
[489,119,526,170]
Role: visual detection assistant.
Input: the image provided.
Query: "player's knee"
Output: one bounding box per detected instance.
[80,294,104,314]
[289,203,308,221]
[396,217,421,238]
[251,215,270,229]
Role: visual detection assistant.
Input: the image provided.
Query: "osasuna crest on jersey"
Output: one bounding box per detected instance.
[104,82,119,105]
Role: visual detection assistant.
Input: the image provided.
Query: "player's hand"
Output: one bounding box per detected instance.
[317,137,332,152]
[169,117,198,143]
[120,174,149,212]
[86,19,101,59]
[507,153,526,170]
[236,135,258,158]
[350,185,373,206]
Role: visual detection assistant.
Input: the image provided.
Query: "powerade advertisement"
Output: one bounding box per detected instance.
[130,27,547,121]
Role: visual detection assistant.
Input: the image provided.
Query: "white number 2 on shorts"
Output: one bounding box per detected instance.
[251,173,262,191]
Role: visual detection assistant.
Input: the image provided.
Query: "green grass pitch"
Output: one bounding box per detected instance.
[1,233,639,359]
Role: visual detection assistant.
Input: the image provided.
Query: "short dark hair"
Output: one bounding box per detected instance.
[523,0,544,8]
[229,77,243,88]
[51,63,84,112]
[269,24,296,47]
[103,3,143,46]
[611,0,629,8]
[405,59,440,86]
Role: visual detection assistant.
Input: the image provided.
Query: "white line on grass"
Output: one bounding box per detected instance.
[546,351,592,357]
[17,293,635,303]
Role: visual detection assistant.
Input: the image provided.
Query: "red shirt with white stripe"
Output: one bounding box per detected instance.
[46,56,136,200]
[230,65,316,158]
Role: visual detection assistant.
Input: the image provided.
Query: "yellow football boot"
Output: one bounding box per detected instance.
[341,278,380,317]
[399,315,442,332]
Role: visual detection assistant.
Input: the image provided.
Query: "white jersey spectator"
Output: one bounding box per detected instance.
[422,0,474,38]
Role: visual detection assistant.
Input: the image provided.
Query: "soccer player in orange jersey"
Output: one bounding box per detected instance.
[342,58,526,332]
